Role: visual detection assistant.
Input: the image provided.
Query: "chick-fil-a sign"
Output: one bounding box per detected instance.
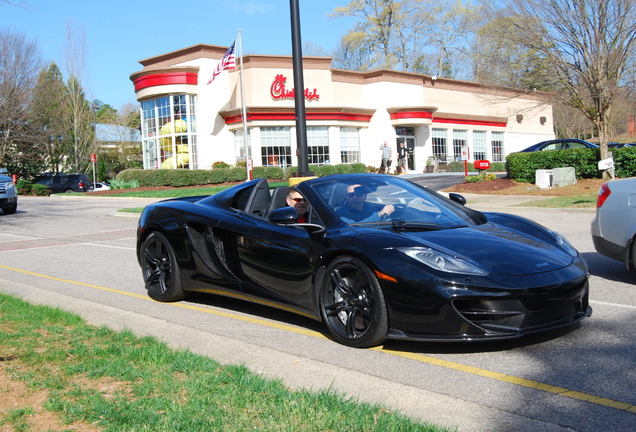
[270,74,319,101]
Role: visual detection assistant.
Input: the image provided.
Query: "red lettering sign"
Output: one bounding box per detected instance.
[270,74,319,101]
[473,160,491,170]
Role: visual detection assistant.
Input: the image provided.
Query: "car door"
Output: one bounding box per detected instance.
[233,217,322,314]
[222,182,323,315]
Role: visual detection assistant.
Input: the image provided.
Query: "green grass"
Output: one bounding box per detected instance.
[514,195,597,208]
[0,293,449,432]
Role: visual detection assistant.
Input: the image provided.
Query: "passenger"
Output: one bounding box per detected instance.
[286,187,309,223]
[335,184,394,223]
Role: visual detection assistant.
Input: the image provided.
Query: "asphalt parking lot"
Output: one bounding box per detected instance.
[1,188,635,432]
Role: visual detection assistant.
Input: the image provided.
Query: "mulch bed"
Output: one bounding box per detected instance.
[443,178,518,193]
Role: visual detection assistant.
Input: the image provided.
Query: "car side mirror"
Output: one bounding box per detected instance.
[269,207,325,234]
[449,193,467,206]
[269,207,298,224]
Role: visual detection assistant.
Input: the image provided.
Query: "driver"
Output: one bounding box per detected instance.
[336,184,394,223]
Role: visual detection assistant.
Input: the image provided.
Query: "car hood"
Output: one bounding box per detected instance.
[397,222,572,276]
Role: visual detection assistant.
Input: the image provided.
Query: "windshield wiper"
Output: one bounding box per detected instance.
[391,221,466,231]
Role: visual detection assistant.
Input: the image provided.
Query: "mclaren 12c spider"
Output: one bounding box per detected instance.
[137,174,591,348]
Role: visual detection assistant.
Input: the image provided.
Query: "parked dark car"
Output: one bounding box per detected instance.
[608,142,635,149]
[518,138,598,152]
[591,177,636,270]
[136,174,591,348]
[0,174,18,215]
[34,174,93,193]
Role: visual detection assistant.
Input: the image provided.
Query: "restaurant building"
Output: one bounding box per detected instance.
[130,44,555,172]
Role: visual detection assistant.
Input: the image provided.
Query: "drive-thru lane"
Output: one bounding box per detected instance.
[1,191,634,432]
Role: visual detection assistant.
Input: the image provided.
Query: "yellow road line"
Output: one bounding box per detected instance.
[2,263,634,414]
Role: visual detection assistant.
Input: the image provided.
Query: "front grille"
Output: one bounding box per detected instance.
[453,280,589,334]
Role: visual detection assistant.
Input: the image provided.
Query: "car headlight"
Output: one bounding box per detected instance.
[396,247,488,275]
[550,231,578,257]
[3,182,14,191]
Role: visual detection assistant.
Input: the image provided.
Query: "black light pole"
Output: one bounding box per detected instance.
[290,0,311,177]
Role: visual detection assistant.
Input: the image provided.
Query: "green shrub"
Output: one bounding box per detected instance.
[350,163,368,173]
[227,167,248,182]
[446,161,506,173]
[15,180,49,196]
[506,148,600,182]
[16,179,31,190]
[335,164,354,174]
[31,184,48,196]
[613,146,636,178]
[252,166,285,180]
[116,163,373,188]
[109,178,140,189]
[212,161,231,169]
[314,165,339,176]
[465,172,497,183]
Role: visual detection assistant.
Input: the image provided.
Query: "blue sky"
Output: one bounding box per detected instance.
[2,0,356,110]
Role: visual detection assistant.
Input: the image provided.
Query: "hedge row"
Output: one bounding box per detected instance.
[116,163,368,187]
[506,146,636,182]
[443,161,506,173]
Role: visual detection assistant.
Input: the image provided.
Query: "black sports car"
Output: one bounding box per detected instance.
[137,174,591,348]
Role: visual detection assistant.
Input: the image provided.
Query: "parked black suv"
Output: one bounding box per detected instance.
[34,174,93,193]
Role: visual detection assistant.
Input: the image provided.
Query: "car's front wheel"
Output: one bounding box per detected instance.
[319,256,388,348]
[140,231,185,302]
[2,203,17,215]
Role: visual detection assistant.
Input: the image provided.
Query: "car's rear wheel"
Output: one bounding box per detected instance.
[141,231,185,302]
[319,256,388,348]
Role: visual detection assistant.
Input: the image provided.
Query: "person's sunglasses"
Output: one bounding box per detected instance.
[347,192,366,198]
[290,197,306,202]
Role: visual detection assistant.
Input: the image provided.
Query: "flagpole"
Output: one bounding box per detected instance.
[238,30,252,181]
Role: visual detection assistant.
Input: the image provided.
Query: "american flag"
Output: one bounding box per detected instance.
[208,42,236,84]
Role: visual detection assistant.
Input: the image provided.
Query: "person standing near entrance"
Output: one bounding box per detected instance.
[379,141,392,173]
[397,142,408,174]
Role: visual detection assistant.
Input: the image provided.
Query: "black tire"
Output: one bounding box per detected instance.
[140,231,185,302]
[2,203,17,215]
[64,189,74,193]
[319,256,388,348]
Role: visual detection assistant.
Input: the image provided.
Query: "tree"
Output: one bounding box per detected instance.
[29,62,68,174]
[423,0,479,79]
[331,0,405,70]
[63,22,94,173]
[0,28,43,165]
[488,0,636,178]
[94,101,118,124]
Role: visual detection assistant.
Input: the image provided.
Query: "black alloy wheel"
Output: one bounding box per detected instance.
[320,256,388,348]
[141,231,185,302]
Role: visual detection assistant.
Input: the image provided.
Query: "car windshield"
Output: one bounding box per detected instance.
[309,176,485,228]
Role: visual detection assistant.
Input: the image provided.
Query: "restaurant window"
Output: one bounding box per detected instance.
[491,132,504,162]
[307,126,330,164]
[261,127,291,167]
[473,130,487,161]
[452,129,467,161]
[340,127,360,163]
[234,128,251,165]
[141,94,197,169]
[432,128,447,163]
